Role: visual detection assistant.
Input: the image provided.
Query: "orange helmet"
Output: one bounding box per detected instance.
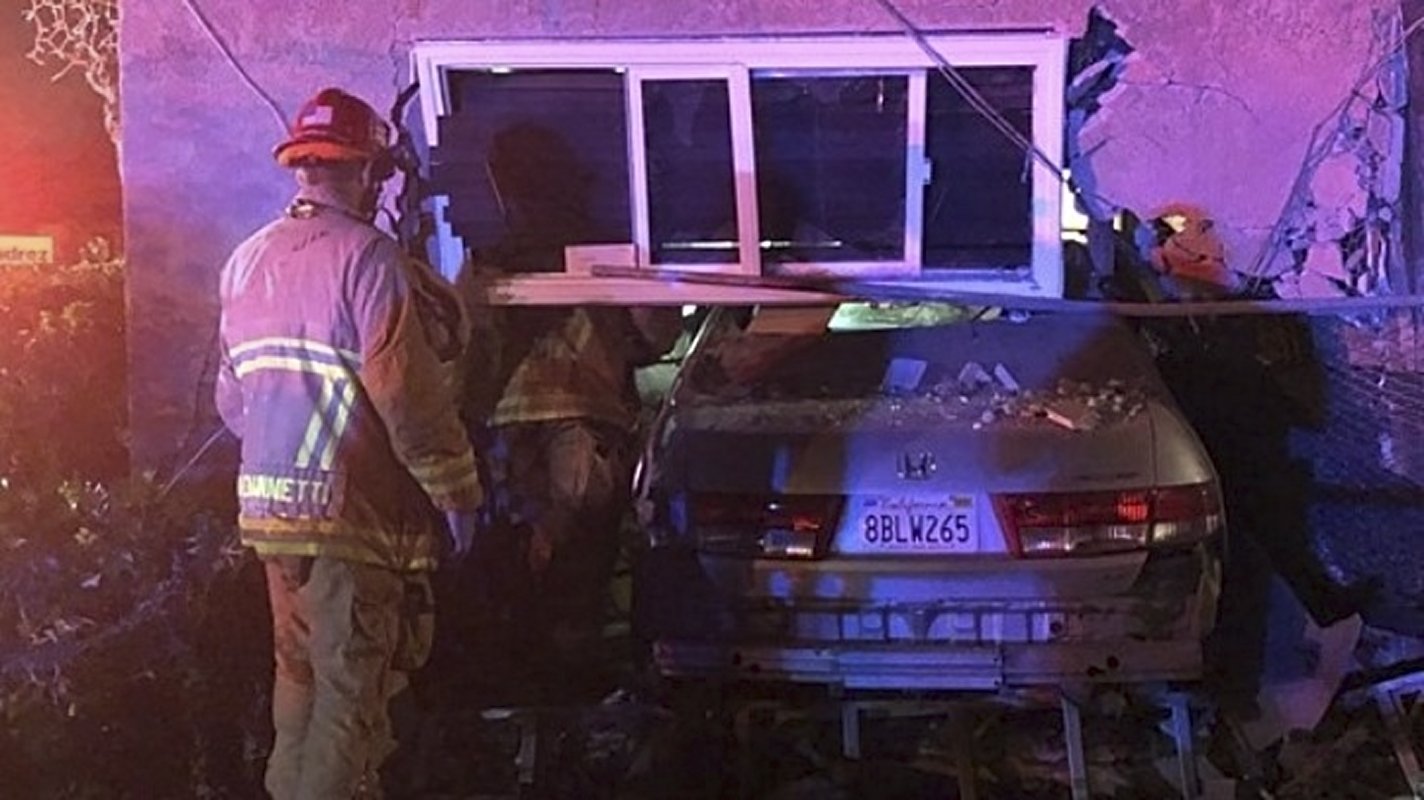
[273,88,391,167]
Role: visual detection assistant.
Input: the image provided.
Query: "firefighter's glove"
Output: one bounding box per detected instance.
[443,509,480,562]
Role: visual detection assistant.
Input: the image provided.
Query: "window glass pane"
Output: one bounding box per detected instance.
[923,67,1034,270]
[752,75,908,266]
[642,79,739,265]
[433,70,630,273]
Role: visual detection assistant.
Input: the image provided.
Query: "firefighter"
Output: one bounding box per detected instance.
[215,87,483,799]
[457,123,682,698]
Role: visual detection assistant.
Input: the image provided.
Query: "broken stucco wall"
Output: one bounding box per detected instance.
[1068,4,1408,299]
[120,0,1400,465]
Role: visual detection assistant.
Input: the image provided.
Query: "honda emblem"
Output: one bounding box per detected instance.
[897,451,937,480]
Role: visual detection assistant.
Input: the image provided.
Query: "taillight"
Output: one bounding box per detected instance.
[994,483,1223,558]
[690,493,845,559]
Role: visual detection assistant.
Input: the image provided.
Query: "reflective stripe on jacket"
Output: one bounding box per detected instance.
[216,192,482,571]
[477,306,683,431]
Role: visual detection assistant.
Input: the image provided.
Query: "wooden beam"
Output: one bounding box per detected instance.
[475,273,842,306]
[471,264,1424,317]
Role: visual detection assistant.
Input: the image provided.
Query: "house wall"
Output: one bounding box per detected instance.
[120,0,1399,466]
[1,1,121,261]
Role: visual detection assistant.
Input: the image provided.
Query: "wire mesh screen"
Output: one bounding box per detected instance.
[1148,310,1424,635]
[1294,314,1424,632]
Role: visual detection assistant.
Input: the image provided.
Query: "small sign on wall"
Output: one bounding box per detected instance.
[0,235,55,267]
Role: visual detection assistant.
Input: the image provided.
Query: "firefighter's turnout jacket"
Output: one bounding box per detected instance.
[216,190,482,572]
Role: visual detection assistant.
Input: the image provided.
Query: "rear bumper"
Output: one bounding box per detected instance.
[634,547,1219,691]
[651,638,1203,690]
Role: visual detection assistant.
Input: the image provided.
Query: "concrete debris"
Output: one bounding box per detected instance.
[955,361,993,395]
[1281,270,1348,301]
[993,363,1021,394]
[954,361,1024,398]
[1304,204,1357,245]
[682,378,1151,434]
[1370,8,1408,208]
[1239,583,1364,750]
[1043,398,1100,432]
[1065,8,1133,223]
[881,357,927,395]
[1303,242,1348,282]
[1334,308,1424,373]
[1066,8,1134,117]
[1358,625,1424,671]
[1308,156,1365,219]
[1275,8,1408,299]
[679,398,905,432]
[983,378,1146,432]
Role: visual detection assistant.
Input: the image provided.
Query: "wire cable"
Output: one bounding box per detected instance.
[869,0,1106,211]
[873,0,1048,162]
[592,264,1424,318]
[178,0,288,132]
[873,0,1424,286]
[157,426,232,502]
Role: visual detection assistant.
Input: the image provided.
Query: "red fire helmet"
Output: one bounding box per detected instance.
[273,88,391,167]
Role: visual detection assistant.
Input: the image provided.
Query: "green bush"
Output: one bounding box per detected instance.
[0,259,128,483]
[0,259,268,797]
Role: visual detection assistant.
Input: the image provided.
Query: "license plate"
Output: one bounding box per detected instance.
[855,496,978,553]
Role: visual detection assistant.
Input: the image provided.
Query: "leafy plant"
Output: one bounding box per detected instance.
[0,258,128,485]
[0,259,268,798]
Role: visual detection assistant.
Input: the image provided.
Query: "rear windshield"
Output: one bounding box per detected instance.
[684,310,1162,405]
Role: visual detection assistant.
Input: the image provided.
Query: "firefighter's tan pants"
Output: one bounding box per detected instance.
[262,556,433,800]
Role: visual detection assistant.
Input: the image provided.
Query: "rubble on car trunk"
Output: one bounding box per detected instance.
[977,376,1148,432]
[678,371,1152,434]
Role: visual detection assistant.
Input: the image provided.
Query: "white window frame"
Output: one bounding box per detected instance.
[412,33,1066,304]
[627,64,761,276]
[747,67,925,280]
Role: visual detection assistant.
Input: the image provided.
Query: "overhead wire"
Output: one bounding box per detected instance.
[869,0,1114,216]
[178,0,288,133]
[591,264,1424,317]
[157,0,290,498]
[871,0,1056,171]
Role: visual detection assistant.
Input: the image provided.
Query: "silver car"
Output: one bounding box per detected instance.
[632,303,1224,693]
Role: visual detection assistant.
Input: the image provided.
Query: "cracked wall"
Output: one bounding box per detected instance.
[120,0,1403,465]
[1068,5,1409,300]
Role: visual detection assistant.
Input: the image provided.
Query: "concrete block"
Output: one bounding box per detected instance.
[1303,242,1348,281]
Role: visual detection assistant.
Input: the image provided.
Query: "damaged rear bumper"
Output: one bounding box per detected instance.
[635,547,1219,692]
[651,638,1203,691]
